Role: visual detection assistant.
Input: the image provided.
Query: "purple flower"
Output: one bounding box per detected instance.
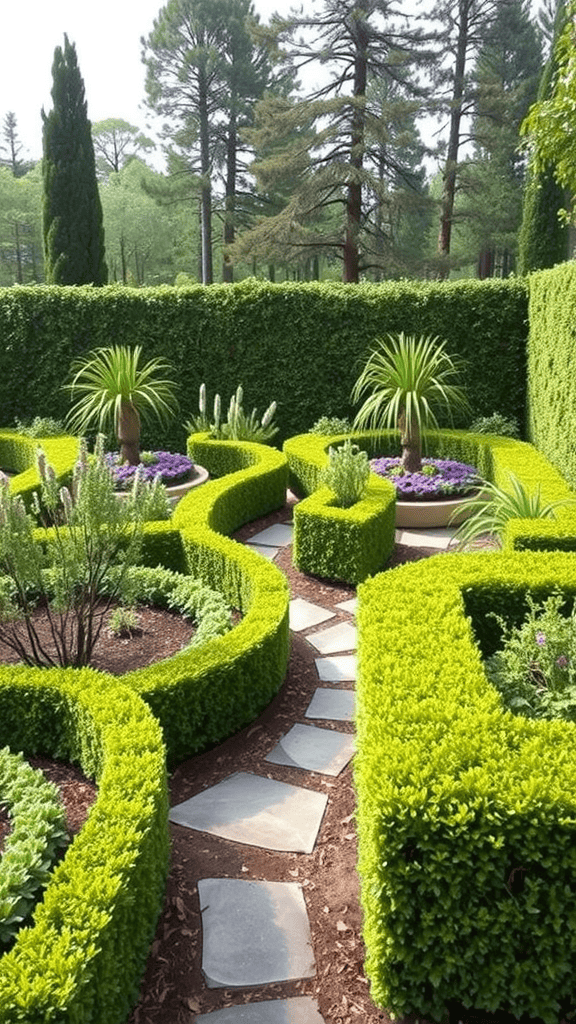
[557,655,569,669]
[105,451,194,490]
[535,631,546,647]
[369,456,481,500]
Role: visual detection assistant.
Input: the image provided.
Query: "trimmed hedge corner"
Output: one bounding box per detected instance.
[0,669,168,1024]
[356,550,576,1024]
[0,430,79,510]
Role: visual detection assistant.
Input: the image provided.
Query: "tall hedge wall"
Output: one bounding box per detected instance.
[0,279,528,449]
[527,263,576,488]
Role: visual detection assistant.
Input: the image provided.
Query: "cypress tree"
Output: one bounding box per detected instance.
[42,35,107,285]
[517,0,568,275]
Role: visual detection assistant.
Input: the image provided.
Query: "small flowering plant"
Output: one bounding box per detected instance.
[369,456,481,500]
[484,592,576,723]
[104,450,193,490]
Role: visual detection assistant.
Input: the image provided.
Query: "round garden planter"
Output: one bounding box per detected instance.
[395,491,480,529]
[115,464,209,508]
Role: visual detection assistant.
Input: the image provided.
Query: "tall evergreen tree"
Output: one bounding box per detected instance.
[41,35,107,285]
[517,0,569,274]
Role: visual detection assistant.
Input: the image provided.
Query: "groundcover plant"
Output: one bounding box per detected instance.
[370,456,481,499]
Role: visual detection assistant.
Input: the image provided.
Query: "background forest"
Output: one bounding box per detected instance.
[0,0,564,287]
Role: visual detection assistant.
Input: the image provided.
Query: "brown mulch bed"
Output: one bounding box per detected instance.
[0,499,490,1024]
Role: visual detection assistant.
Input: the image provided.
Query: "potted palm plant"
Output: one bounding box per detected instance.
[351,332,481,528]
[65,345,206,502]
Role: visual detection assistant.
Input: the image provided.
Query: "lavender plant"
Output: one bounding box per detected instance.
[322,440,370,508]
[485,593,576,723]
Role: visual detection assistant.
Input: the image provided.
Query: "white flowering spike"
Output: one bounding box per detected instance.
[0,472,9,493]
[214,394,221,429]
[261,401,277,428]
[36,449,47,483]
[199,383,206,415]
[59,487,73,520]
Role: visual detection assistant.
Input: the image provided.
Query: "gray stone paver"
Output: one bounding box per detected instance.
[306,621,357,654]
[265,723,355,776]
[169,772,327,853]
[305,688,355,722]
[198,878,315,988]
[247,523,294,547]
[245,543,279,560]
[195,997,325,1023]
[315,655,356,681]
[335,597,357,615]
[395,526,456,549]
[289,598,335,632]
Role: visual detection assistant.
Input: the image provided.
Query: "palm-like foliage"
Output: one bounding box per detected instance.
[65,345,178,465]
[453,474,575,549]
[351,332,469,472]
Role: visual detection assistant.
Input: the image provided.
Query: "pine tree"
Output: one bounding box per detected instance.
[517,0,569,274]
[41,35,107,285]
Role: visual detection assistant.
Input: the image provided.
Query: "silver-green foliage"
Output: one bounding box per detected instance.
[322,439,370,508]
[469,412,520,438]
[485,593,576,723]
[185,383,278,443]
[0,436,162,667]
[14,416,66,438]
[0,748,68,945]
[308,415,352,435]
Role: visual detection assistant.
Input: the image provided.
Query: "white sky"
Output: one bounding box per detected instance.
[1,0,544,169]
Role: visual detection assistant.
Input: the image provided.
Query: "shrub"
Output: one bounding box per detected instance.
[185,383,278,443]
[309,415,353,435]
[14,416,66,438]
[321,439,370,508]
[469,412,520,438]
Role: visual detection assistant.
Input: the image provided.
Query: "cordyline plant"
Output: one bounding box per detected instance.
[352,332,470,473]
[453,474,576,549]
[0,436,149,668]
[65,344,179,466]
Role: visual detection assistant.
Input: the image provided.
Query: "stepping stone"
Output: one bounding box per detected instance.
[198,878,315,988]
[315,655,356,682]
[265,724,355,776]
[195,997,326,1023]
[395,526,457,550]
[169,772,327,854]
[336,597,357,615]
[245,543,279,560]
[306,621,357,654]
[247,523,294,547]
[305,688,355,722]
[289,597,335,631]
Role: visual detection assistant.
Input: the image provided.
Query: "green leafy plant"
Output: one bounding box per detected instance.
[14,416,66,438]
[469,412,520,438]
[0,436,149,668]
[108,605,140,637]
[308,415,353,435]
[0,747,68,946]
[452,473,575,548]
[65,345,179,465]
[485,592,576,723]
[321,439,370,508]
[185,383,278,443]
[352,332,469,473]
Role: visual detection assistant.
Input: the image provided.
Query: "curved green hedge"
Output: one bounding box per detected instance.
[356,550,576,1023]
[0,668,168,1024]
[0,430,79,510]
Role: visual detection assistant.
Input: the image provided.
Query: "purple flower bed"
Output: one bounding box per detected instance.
[105,451,194,490]
[370,456,482,500]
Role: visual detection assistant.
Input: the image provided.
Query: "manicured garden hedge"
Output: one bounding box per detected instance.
[356,550,576,1024]
[527,263,576,488]
[0,430,79,510]
[0,279,528,449]
[0,668,168,1024]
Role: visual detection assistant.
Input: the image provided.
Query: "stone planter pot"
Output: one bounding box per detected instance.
[395,491,481,529]
[115,464,209,509]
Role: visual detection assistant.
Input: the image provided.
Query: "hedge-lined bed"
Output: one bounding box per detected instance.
[356,550,576,1024]
[0,430,79,510]
[283,428,576,584]
[0,668,168,1024]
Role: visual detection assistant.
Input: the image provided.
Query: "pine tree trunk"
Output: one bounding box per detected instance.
[223,111,236,284]
[438,0,470,278]
[344,6,368,284]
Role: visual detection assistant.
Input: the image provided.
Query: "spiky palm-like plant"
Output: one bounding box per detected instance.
[453,474,575,549]
[65,345,178,465]
[351,332,469,472]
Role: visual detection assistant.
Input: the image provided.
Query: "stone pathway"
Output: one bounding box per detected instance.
[169,515,455,1022]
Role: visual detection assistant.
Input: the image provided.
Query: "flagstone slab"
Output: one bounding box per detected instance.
[305,688,355,722]
[265,724,355,776]
[198,878,315,988]
[195,996,325,1023]
[169,772,327,853]
[306,621,357,654]
[395,526,457,550]
[289,598,335,632]
[335,597,357,615]
[245,543,279,560]
[315,655,356,682]
[248,524,294,547]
